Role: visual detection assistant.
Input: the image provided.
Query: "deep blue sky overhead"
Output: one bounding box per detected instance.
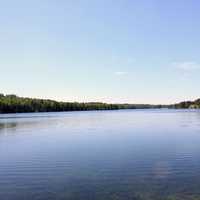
[1,0,200,103]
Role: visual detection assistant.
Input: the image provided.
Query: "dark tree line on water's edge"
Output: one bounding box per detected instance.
[0,94,199,114]
[0,94,163,113]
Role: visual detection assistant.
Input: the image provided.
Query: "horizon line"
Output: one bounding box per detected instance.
[1,93,199,106]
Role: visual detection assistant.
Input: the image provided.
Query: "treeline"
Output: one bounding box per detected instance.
[0,94,161,114]
[171,99,200,109]
[1,94,198,114]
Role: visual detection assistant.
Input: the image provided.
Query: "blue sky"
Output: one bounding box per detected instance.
[1,0,200,104]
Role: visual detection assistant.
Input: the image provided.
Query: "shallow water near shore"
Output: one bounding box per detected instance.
[0,109,200,200]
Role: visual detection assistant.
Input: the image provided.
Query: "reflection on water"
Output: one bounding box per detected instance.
[0,109,200,200]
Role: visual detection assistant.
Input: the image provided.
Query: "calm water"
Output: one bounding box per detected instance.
[0,109,200,200]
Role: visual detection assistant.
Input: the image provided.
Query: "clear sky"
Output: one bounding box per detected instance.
[1,0,200,104]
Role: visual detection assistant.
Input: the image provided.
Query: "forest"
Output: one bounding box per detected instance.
[0,94,161,113]
[172,99,200,109]
[0,94,199,114]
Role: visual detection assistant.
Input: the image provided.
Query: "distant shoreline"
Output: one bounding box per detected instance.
[0,94,199,114]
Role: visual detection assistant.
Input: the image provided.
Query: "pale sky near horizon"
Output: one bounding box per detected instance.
[1,0,200,104]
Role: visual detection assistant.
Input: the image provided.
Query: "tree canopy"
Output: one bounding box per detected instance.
[0,94,161,114]
[0,94,199,114]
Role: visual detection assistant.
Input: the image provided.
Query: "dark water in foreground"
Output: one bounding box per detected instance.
[0,109,200,200]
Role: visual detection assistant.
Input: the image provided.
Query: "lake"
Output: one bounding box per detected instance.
[0,109,200,200]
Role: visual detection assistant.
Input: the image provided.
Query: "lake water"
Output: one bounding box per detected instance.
[0,109,200,200]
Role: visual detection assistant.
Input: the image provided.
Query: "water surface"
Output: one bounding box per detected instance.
[1,109,200,200]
